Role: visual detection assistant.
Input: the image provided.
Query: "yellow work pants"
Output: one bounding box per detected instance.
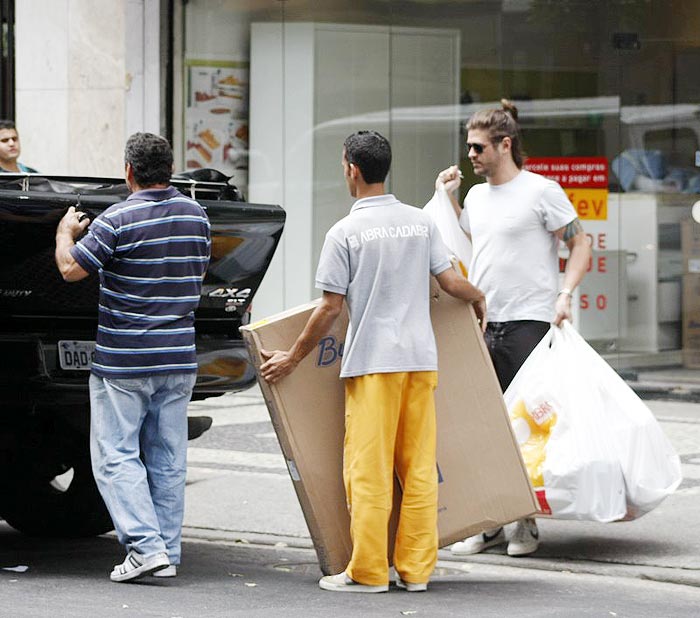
[343,371,438,586]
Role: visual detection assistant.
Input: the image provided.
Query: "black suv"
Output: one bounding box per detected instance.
[0,172,284,537]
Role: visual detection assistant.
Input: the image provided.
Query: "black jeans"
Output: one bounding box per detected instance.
[485,320,550,392]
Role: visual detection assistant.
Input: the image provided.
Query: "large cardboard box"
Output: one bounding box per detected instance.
[241,283,537,575]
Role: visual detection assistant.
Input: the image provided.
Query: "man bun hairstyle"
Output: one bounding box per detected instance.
[343,130,392,184]
[124,132,173,187]
[466,99,525,169]
[500,98,519,122]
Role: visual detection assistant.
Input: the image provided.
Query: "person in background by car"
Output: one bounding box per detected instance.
[54,132,211,583]
[260,130,486,593]
[0,120,37,173]
[436,99,591,557]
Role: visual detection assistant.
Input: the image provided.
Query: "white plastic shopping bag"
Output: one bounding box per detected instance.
[505,325,627,522]
[558,321,682,518]
[423,185,472,277]
[504,321,681,522]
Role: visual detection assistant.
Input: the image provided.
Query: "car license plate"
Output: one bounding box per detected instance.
[58,340,96,371]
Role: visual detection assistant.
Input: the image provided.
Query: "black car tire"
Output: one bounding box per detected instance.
[0,439,114,538]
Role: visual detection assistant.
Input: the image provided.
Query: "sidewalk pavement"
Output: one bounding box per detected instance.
[183,385,700,589]
[620,364,700,402]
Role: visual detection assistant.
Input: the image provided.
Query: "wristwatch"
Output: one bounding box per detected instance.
[558,288,573,297]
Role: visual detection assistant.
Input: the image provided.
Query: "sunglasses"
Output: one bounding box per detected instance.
[466,142,487,154]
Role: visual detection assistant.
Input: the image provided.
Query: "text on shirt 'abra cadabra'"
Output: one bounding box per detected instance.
[347,223,430,248]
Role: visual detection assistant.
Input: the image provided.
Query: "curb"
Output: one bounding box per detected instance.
[180,526,700,589]
[629,381,700,403]
[439,551,700,589]
[181,525,315,551]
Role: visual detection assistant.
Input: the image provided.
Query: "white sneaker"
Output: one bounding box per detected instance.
[396,578,428,592]
[507,518,539,556]
[450,527,506,555]
[152,565,177,578]
[319,571,388,593]
[110,550,169,582]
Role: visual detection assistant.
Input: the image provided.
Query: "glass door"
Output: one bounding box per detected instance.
[613,8,700,379]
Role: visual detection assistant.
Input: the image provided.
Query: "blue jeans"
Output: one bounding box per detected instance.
[89,372,196,564]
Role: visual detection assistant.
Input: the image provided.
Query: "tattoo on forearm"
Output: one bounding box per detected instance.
[562,218,583,242]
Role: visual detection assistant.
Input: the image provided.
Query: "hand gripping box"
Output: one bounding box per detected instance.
[240,282,537,575]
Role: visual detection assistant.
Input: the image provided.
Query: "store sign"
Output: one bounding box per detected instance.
[525,157,609,220]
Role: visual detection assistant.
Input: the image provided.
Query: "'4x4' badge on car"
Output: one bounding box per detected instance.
[207,287,251,305]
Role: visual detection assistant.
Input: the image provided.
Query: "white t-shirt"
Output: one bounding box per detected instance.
[459,170,577,323]
[316,194,451,378]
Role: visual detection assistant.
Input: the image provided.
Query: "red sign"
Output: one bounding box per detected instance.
[535,489,552,515]
[524,157,608,188]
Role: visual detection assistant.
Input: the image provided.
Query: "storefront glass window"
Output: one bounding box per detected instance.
[178,0,700,376]
[181,1,286,199]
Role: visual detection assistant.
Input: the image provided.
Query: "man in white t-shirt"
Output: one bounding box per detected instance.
[261,130,486,593]
[436,99,591,557]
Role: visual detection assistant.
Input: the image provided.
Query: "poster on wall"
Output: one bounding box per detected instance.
[185,60,249,195]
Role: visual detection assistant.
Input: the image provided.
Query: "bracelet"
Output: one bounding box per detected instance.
[558,288,573,297]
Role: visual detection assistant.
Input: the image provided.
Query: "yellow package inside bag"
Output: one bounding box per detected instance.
[509,398,558,488]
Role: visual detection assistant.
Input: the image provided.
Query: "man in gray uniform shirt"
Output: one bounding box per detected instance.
[260,131,485,593]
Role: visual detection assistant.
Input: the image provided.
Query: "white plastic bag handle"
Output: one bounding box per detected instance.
[423,186,472,275]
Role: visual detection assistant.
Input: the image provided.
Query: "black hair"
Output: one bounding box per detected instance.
[343,130,392,184]
[0,119,17,132]
[124,132,173,186]
[466,99,525,168]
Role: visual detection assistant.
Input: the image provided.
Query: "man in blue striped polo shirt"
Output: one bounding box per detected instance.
[55,133,211,582]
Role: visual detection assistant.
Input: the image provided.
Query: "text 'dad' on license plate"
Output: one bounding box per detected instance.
[58,340,96,371]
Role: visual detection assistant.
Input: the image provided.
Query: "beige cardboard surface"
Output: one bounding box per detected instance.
[241,302,353,573]
[429,282,538,542]
[241,284,537,575]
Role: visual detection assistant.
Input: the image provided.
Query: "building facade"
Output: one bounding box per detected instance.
[7,0,700,373]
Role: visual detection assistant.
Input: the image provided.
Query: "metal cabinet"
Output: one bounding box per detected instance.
[248,22,460,316]
[618,193,689,352]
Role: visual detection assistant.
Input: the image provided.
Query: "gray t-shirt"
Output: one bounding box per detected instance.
[315,194,452,378]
